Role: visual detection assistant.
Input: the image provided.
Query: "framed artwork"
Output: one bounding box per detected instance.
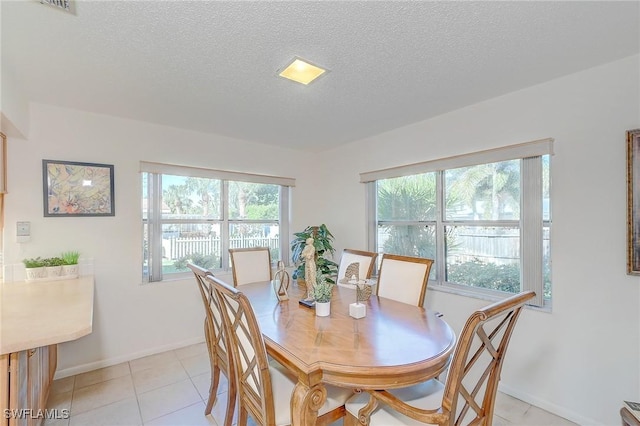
[627,129,640,275]
[43,159,115,217]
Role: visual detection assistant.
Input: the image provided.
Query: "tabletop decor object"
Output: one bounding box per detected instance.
[338,261,373,318]
[349,279,373,319]
[272,261,290,301]
[311,271,333,317]
[338,261,360,284]
[23,251,81,281]
[290,224,338,287]
[339,261,373,301]
[23,257,47,281]
[301,238,316,292]
[43,257,65,278]
[349,301,366,319]
[61,250,80,277]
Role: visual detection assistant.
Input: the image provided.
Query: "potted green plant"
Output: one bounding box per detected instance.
[310,272,334,316]
[291,224,338,286]
[23,257,46,281]
[61,251,80,277]
[43,257,65,278]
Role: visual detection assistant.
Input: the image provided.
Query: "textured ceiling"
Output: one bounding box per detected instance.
[2,1,639,152]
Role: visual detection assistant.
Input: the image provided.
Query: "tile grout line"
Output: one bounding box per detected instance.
[129,360,145,426]
[136,349,210,425]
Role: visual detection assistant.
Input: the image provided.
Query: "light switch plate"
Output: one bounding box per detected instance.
[17,221,30,236]
[17,221,31,242]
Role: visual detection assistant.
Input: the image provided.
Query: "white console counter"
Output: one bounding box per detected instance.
[0,275,94,355]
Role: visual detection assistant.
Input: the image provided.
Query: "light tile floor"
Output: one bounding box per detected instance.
[46,343,576,426]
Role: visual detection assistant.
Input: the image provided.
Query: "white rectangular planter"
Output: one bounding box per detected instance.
[25,267,47,281]
[25,265,79,282]
[45,266,62,278]
[62,264,79,276]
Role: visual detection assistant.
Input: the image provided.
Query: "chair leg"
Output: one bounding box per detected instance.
[204,364,220,415]
[238,405,249,426]
[223,372,237,426]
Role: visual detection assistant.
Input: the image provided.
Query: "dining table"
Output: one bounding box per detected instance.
[240,280,456,426]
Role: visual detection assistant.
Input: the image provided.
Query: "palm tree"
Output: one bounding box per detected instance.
[163,184,192,215]
[446,160,520,220]
[377,174,437,258]
[228,182,279,220]
[185,177,220,217]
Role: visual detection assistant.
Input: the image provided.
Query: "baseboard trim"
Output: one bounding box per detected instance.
[498,383,600,426]
[54,336,205,379]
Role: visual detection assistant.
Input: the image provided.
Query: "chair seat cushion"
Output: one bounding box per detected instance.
[345,379,444,426]
[270,362,353,426]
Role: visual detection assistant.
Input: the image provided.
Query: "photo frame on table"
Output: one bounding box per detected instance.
[627,129,640,275]
[43,159,115,217]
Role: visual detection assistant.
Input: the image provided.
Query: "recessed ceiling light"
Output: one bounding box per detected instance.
[278,57,327,85]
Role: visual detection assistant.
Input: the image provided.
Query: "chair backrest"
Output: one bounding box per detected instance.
[375,254,433,307]
[207,275,276,426]
[336,249,378,286]
[441,290,535,425]
[187,263,230,375]
[229,247,272,286]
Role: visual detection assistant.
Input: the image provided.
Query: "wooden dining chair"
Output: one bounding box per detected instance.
[229,247,272,286]
[345,290,536,426]
[187,263,236,426]
[375,254,433,307]
[207,275,353,426]
[336,249,378,289]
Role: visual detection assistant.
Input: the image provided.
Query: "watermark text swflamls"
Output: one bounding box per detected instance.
[4,409,70,420]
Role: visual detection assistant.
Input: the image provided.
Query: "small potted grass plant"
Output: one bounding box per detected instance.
[61,251,80,277]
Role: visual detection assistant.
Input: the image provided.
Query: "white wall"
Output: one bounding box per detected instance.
[310,55,640,425]
[3,55,639,425]
[0,65,29,138]
[3,104,307,374]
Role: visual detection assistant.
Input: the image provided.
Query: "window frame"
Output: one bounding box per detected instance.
[364,139,552,308]
[141,162,293,283]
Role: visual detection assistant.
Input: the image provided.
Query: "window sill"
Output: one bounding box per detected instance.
[429,282,552,313]
[141,269,235,285]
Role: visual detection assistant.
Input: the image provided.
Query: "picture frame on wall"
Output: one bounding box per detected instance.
[43,159,115,217]
[627,129,640,275]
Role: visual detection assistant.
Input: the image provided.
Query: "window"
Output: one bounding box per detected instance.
[141,162,293,283]
[364,140,552,307]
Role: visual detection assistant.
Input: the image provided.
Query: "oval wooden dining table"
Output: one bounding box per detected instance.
[240,281,456,426]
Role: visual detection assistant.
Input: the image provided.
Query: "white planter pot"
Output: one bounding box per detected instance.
[25,267,47,281]
[315,301,331,317]
[62,264,79,277]
[45,266,63,278]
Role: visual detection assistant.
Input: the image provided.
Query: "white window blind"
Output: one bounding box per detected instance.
[360,138,553,183]
[140,161,295,187]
